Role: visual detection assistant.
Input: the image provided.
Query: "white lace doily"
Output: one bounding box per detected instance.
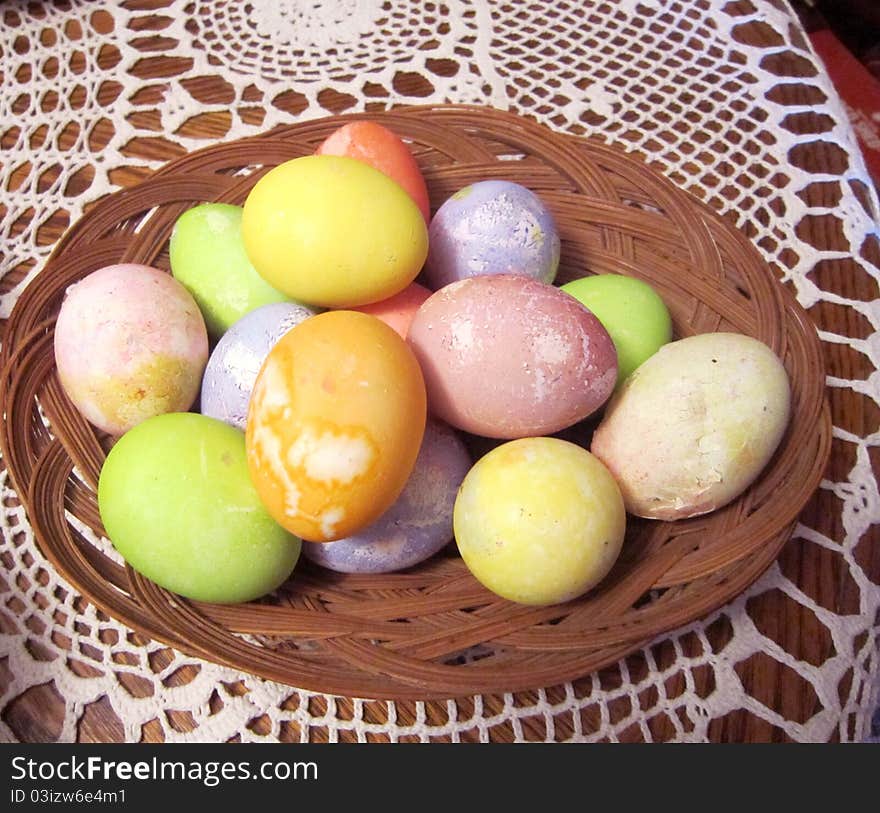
[1,0,878,742]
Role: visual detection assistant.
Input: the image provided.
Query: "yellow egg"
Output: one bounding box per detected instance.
[241,155,428,308]
[454,437,626,606]
[246,311,427,542]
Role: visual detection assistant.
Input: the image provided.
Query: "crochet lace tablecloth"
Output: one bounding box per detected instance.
[1,0,878,742]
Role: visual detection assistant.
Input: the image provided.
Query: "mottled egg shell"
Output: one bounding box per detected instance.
[350,282,432,339]
[246,310,427,542]
[591,332,791,520]
[169,203,290,338]
[454,437,625,606]
[561,274,672,386]
[302,420,470,573]
[407,275,618,439]
[425,180,560,290]
[241,155,428,308]
[316,121,431,222]
[54,264,208,435]
[200,302,317,430]
[98,413,300,604]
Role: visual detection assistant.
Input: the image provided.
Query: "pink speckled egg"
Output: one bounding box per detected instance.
[407,275,617,438]
[301,420,470,573]
[54,264,209,435]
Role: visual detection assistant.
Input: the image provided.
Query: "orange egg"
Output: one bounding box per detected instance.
[350,282,432,339]
[246,310,427,543]
[316,121,431,222]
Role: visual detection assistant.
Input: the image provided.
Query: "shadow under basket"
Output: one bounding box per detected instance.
[0,105,831,701]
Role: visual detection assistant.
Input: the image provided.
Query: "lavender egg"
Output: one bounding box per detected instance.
[301,420,471,574]
[200,302,316,429]
[424,180,560,290]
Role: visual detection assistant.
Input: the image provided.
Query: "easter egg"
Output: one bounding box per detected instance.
[350,282,432,339]
[562,274,672,385]
[454,437,626,606]
[98,413,301,604]
[201,302,317,430]
[54,264,208,436]
[316,120,431,222]
[591,332,791,520]
[407,275,617,438]
[424,180,560,290]
[246,310,427,542]
[241,155,428,308]
[169,203,291,338]
[301,420,470,573]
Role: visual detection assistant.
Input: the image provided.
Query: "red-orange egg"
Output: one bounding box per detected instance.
[350,282,432,339]
[316,121,431,222]
[246,311,427,542]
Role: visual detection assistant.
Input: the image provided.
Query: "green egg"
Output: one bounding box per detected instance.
[562,274,672,385]
[170,203,291,338]
[98,412,301,604]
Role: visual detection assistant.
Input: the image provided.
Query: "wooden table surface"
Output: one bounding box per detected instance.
[1,0,878,742]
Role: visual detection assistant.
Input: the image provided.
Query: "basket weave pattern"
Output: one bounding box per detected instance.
[0,107,831,700]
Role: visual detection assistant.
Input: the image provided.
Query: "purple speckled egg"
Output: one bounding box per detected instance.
[424,180,560,290]
[54,264,209,436]
[301,420,471,573]
[200,302,316,430]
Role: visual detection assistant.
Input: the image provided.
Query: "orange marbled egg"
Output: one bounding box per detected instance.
[245,310,427,542]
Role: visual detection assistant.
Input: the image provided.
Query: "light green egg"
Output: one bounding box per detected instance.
[562,274,672,385]
[170,203,291,337]
[98,412,301,604]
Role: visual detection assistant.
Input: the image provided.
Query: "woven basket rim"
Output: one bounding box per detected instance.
[0,105,832,700]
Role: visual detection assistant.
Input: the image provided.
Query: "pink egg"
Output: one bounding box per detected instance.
[349,282,432,339]
[407,275,617,438]
[54,263,209,435]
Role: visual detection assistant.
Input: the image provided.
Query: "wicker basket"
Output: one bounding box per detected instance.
[0,106,831,700]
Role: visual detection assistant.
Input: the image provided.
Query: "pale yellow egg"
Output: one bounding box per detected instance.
[454,437,626,606]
